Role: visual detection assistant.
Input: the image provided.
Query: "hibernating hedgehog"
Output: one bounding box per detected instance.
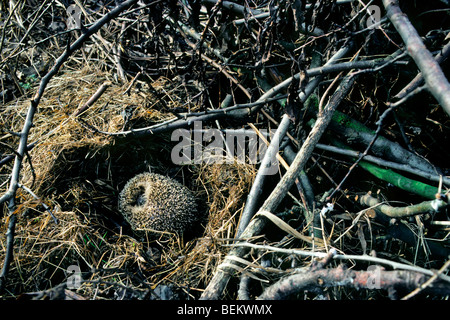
[118,172,198,235]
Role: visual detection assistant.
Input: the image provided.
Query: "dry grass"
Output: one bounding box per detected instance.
[0,66,256,299]
[0,2,257,294]
[3,1,448,301]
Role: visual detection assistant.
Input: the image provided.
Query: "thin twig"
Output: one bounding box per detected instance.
[18,183,59,224]
[72,81,112,117]
[394,34,450,100]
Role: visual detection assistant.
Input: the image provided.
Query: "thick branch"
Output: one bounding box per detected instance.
[383,0,450,117]
[315,143,450,187]
[236,114,291,237]
[200,71,356,300]
[260,74,356,214]
[328,114,438,175]
[257,264,450,299]
[394,34,450,100]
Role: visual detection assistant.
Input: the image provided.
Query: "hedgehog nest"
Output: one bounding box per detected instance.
[0,68,256,299]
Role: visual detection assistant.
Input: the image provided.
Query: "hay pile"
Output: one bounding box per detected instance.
[0,67,255,299]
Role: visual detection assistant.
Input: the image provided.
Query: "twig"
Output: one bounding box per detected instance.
[254,210,318,245]
[359,193,448,218]
[0,0,23,55]
[318,72,343,113]
[200,67,356,300]
[201,0,264,16]
[18,183,59,224]
[283,145,315,210]
[0,214,16,292]
[194,0,223,57]
[401,259,450,300]
[394,35,450,100]
[383,0,450,117]
[387,85,427,109]
[315,143,450,187]
[72,81,112,117]
[0,0,140,293]
[227,242,450,282]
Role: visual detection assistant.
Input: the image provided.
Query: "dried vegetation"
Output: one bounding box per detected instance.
[0,0,449,300]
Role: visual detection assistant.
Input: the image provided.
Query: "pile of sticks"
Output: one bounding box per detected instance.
[1,0,449,299]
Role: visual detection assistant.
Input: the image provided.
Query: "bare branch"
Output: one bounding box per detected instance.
[257,264,450,299]
[359,193,448,218]
[200,61,356,300]
[383,0,450,116]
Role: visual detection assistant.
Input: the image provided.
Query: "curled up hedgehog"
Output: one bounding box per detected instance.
[118,172,199,235]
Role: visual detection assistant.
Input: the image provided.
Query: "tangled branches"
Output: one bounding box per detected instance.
[0,0,449,300]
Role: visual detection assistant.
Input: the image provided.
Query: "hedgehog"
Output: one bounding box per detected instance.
[118,172,198,235]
